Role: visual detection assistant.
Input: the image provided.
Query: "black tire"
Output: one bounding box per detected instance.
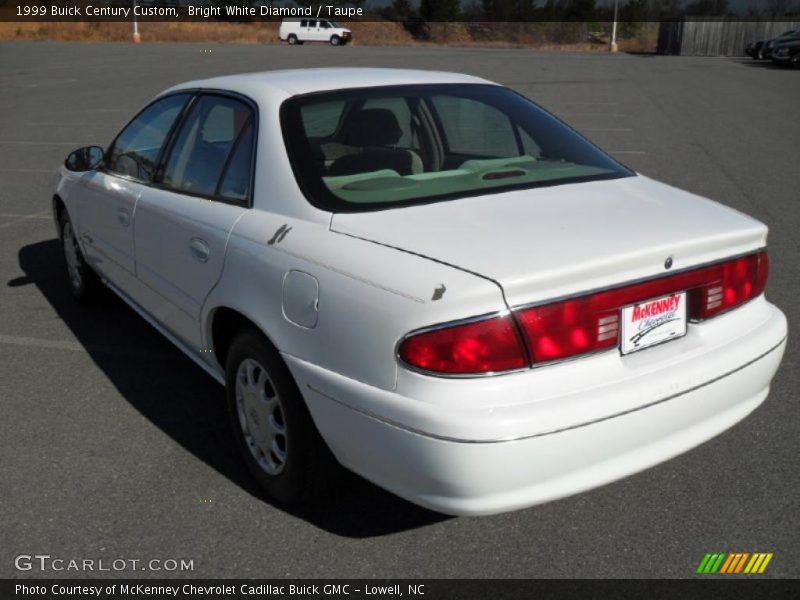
[287,34,298,45]
[330,35,341,46]
[225,329,336,505]
[59,212,103,303]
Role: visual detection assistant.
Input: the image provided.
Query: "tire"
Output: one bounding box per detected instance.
[225,329,336,505]
[330,35,341,46]
[287,34,298,45]
[60,212,103,303]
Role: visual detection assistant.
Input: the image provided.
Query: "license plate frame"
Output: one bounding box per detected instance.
[620,292,688,355]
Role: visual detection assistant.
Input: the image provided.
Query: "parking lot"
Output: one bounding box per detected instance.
[0,41,798,578]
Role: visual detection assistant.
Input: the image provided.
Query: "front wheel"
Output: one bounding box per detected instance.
[225,329,336,505]
[60,213,102,303]
[330,35,341,46]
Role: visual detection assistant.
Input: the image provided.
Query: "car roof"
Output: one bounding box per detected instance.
[165,68,495,98]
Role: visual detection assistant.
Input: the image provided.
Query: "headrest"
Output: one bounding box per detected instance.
[342,109,402,147]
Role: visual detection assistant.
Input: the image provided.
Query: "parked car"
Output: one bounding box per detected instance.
[747,28,800,59]
[771,39,800,67]
[278,18,351,45]
[53,69,787,516]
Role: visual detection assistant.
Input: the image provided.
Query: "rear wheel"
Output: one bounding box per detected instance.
[60,212,102,303]
[287,34,298,45]
[225,329,336,505]
[330,35,341,46]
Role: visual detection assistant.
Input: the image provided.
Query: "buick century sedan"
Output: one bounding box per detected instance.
[54,68,787,515]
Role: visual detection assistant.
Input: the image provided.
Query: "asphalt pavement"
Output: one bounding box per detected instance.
[0,41,798,578]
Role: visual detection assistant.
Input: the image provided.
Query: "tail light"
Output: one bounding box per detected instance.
[398,314,527,375]
[691,252,769,319]
[400,251,769,375]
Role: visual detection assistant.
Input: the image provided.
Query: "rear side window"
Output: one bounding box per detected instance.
[217,121,254,203]
[161,94,255,204]
[106,93,190,182]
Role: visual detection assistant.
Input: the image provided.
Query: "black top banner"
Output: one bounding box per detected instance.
[2,0,800,23]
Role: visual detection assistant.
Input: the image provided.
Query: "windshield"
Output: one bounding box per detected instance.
[281,84,634,212]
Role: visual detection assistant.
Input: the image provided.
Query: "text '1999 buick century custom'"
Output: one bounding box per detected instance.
[53,68,787,515]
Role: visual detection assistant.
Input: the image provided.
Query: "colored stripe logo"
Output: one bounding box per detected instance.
[696,552,773,574]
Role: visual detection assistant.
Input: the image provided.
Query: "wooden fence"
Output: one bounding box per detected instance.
[657,20,800,56]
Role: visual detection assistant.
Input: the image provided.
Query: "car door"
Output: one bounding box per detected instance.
[318,20,332,42]
[297,19,309,41]
[132,92,256,348]
[307,20,325,42]
[77,93,191,295]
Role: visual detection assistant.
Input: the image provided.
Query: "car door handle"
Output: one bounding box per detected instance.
[189,238,210,263]
[116,207,131,227]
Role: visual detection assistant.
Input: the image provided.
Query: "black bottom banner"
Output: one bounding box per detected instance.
[4,579,800,600]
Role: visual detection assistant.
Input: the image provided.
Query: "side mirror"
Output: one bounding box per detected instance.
[65,146,104,172]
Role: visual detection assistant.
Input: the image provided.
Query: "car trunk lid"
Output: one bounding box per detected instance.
[330,175,767,307]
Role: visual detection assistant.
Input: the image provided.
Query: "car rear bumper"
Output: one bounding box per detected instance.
[285,298,786,515]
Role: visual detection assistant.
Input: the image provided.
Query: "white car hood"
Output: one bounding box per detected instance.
[330,175,767,307]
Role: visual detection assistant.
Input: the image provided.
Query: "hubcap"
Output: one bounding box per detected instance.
[235,358,287,475]
[63,222,83,290]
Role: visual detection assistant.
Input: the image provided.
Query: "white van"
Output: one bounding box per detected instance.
[279,19,352,46]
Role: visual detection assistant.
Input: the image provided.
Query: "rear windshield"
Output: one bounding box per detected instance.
[280,84,633,212]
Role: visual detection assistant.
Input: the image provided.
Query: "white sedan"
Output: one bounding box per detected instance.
[53,68,787,516]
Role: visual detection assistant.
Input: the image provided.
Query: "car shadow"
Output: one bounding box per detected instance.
[15,239,449,538]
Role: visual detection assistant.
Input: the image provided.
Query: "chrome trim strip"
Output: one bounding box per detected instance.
[311,336,785,445]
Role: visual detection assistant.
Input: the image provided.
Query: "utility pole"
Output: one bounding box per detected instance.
[610,0,619,52]
[133,0,141,43]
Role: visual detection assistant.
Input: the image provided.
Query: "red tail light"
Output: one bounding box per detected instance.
[398,315,527,375]
[691,252,769,319]
[400,251,768,374]
[516,299,621,362]
[518,251,769,363]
